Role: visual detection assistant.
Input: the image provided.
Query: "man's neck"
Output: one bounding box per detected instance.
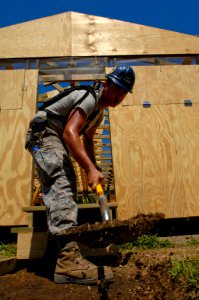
[98,88,108,109]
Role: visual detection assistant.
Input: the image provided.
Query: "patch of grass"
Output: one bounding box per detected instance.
[118,234,172,251]
[186,236,199,246]
[133,234,172,250]
[0,242,16,258]
[169,256,199,289]
[117,242,133,251]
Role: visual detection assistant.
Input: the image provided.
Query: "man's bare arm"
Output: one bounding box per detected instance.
[62,108,103,189]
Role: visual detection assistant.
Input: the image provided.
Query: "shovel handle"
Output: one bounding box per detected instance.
[96,183,103,196]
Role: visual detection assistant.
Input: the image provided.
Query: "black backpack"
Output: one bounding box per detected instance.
[39,85,97,112]
[38,83,101,130]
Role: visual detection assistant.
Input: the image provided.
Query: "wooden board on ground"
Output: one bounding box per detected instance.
[17,232,48,259]
[0,70,38,225]
[16,231,118,259]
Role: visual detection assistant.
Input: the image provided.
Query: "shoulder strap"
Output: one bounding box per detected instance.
[80,109,101,135]
[39,85,96,111]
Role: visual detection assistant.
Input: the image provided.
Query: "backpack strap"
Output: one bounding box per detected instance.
[44,86,97,124]
[39,85,96,111]
[80,109,101,135]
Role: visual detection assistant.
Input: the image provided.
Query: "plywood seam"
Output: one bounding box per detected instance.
[21,69,27,109]
[123,102,199,107]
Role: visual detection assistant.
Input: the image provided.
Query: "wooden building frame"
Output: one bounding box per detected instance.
[0,11,199,226]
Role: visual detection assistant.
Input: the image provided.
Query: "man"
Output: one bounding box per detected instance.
[25,65,135,284]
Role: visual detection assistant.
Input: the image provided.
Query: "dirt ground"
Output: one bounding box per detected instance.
[1,214,199,299]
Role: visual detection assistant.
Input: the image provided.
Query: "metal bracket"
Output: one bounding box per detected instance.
[143,101,151,108]
[184,99,192,106]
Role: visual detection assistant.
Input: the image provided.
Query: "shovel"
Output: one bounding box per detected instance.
[96,183,111,221]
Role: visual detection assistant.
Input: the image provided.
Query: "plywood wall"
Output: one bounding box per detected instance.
[109,66,199,220]
[71,12,199,56]
[1,11,199,58]
[0,13,71,59]
[0,70,38,225]
[123,65,199,106]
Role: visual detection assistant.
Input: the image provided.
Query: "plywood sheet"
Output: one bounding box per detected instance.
[109,103,199,220]
[0,70,25,109]
[168,104,199,215]
[0,13,71,58]
[106,65,199,106]
[71,12,199,56]
[0,12,199,58]
[0,70,38,225]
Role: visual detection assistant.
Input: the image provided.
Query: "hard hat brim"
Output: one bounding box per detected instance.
[108,76,132,93]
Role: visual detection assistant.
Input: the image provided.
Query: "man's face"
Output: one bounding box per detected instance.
[102,81,128,108]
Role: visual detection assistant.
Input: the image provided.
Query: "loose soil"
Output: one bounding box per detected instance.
[1,214,199,299]
[58,213,164,247]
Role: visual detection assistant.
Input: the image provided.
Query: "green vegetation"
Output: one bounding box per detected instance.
[117,242,134,251]
[169,256,199,289]
[0,242,16,258]
[118,234,172,251]
[186,236,199,246]
[133,234,172,250]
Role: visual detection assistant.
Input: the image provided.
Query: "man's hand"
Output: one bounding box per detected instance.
[87,167,104,190]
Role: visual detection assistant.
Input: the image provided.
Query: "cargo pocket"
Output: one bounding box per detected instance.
[32,146,62,180]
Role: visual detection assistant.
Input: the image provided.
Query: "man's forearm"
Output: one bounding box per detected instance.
[63,130,96,173]
[62,108,103,189]
[83,135,97,168]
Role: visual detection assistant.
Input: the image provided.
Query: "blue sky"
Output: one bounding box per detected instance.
[0,0,198,35]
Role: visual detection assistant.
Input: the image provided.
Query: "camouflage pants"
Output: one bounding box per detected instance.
[25,125,78,235]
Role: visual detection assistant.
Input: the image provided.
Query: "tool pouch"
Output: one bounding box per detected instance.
[25,117,48,150]
[31,117,48,133]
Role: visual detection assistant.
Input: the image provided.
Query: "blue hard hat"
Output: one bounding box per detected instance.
[107,65,135,93]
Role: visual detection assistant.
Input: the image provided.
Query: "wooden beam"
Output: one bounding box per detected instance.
[182,57,194,64]
[39,73,105,82]
[16,231,118,259]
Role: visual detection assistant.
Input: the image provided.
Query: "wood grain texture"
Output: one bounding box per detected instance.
[17,232,48,259]
[0,11,199,58]
[0,70,38,225]
[70,12,199,56]
[0,70,25,109]
[168,104,199,215]
[0,13,71,58]
[109,102,199,220]
[114,65,199,106]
